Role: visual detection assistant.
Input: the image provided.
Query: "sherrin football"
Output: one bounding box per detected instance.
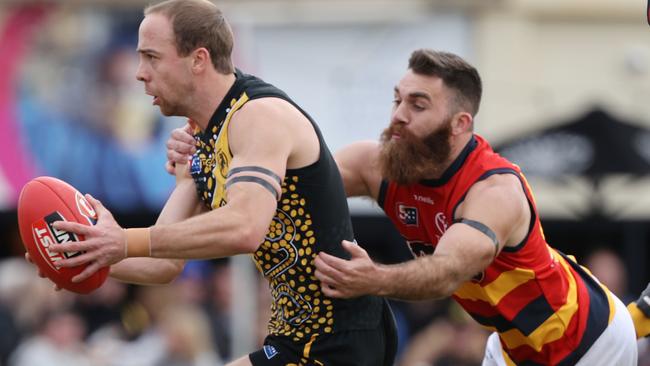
[17,176,108,294]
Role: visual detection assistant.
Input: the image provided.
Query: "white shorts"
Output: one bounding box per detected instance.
[482,295,637,366]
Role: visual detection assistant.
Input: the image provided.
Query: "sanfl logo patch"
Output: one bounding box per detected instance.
[263,345,278,359]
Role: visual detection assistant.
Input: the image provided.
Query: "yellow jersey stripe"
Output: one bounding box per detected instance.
[499,251,578,351]
[455,267,536,304]
[210,92,250,209]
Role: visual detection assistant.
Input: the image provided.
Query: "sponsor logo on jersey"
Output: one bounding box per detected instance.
[263,345,278,359]
[413,194,434,205]
[190,154,202,175]
[434,212,448,237]
[397,204,418,226]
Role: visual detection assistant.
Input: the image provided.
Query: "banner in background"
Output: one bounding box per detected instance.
[0,4,179,212]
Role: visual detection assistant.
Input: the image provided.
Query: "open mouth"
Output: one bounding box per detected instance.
[145,90,160,105]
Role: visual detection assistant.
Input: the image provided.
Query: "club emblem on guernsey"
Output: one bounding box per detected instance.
[397,204,418,226]
[263,345,278,359]
[434,212,448,236]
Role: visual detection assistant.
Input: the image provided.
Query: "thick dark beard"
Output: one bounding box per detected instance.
[379,119,452,185]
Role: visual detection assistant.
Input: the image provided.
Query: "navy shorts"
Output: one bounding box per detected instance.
[249,300,397,366]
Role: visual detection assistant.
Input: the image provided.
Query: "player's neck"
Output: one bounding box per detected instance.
[423,133,472,180]
[189,71,237,131]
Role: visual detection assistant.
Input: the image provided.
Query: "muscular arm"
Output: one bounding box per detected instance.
[50,99,305,284]
[316,174,529,300]
[376,174,527,299]
[334,141,383,199]
[149,99,292,259]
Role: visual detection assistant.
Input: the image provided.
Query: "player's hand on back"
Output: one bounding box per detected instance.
[314,240,382,298]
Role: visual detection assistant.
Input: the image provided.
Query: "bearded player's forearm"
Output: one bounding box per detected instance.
[376,254,465,301]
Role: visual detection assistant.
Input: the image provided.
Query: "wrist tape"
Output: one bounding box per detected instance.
[124,228,151,257]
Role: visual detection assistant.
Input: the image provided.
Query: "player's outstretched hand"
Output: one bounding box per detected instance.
[314,240,381,298]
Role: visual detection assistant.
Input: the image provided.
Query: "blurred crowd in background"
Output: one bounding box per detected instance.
[1,247,650,366]
[0,253,487,366]
[2,0,650,365]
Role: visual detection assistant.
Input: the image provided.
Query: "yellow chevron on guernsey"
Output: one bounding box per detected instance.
[499,251,579,351]
[454,267,535,304]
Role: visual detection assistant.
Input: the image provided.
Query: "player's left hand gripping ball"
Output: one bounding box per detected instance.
[17,176,109,293]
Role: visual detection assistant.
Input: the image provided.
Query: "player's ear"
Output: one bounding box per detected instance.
[190,47,211,74]
[451,112,472,135]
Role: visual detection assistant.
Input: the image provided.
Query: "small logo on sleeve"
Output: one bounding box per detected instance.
[190,155,202,175]
[263,345,278,359]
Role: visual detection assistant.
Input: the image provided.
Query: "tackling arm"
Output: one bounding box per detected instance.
[376,174,527,300]
[316,174,528,300]
[334,141,383,199]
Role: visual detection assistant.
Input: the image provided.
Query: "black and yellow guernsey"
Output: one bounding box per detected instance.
[189,70,383,342]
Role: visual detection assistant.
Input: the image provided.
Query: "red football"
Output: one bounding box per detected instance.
[17,176,108,294]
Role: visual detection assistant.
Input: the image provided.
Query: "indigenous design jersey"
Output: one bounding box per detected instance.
[379,135,615,365]
[190,70,383,342]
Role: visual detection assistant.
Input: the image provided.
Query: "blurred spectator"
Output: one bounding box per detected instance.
[0,259,30,363]
[0,258,75,333]
[176,260,213,306]
[0,301,19,365]
[85,285,176,366]
[0,258,78,363]
[255,275,272,348]
[390,298,450,358]
[397,302,488,366]
[155,304,223,366]
[73,277,129,336]
[582,247,650,365]
[584,246,631,302]
[9,309,90,366]
[207,261,232,361]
